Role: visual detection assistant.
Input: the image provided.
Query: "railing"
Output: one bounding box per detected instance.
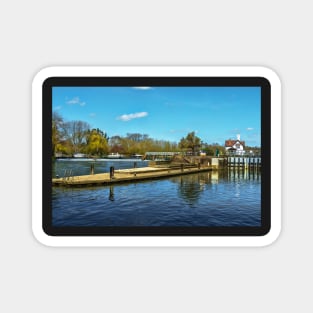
[227,156,261,168]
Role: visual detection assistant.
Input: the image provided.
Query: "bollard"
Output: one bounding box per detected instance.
[110,166,114,179]
[90,163,94,175]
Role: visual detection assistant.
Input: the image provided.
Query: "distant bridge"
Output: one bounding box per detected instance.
[144,152,180,160]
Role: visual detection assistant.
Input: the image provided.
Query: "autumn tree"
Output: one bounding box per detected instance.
[52,111,73,156]
[52,112,190,157]
[109,136,125,154]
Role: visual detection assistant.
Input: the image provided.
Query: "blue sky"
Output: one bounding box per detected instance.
[52,86,261,146]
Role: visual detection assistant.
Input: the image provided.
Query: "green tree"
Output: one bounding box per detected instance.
[85,128,109,156]
[179,131,201,154]
[201,142,226,156]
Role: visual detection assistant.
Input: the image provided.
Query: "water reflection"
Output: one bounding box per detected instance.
[170,169,260,206]
[175,175,203,205]
[227,167,261,181]
[109,186,115,201]
[53,167,261,227]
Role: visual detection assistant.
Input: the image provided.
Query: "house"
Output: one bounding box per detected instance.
[225,134,245,155]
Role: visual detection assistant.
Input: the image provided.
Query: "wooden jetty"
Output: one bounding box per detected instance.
[52,155,261,187]
[52,165,214,187]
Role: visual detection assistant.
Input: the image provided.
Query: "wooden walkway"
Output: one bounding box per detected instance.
[52,166,214,187]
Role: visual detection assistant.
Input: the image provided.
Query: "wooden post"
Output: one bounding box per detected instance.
[181,164,184,172]
[134,162,137,168]
[110,166,114,179]
[90,163,94,175]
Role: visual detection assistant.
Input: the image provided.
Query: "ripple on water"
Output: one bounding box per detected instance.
[52,170,261,227]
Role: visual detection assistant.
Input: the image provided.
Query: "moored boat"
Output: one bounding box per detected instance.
[131,154,144,159]
[107,153,123,159]
[73,153,87,158]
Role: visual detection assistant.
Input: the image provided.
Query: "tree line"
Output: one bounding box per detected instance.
[52,111,228,157]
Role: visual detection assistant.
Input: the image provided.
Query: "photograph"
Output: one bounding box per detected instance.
[51,85,262,229]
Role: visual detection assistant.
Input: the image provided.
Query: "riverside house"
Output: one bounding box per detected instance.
[225,135,245,155]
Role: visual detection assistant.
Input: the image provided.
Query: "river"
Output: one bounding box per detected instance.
[52,159,261,227]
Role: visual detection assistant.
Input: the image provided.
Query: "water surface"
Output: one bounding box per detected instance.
[52,160,261,227]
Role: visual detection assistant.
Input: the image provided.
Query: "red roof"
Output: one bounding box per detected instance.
[225,140,245,147]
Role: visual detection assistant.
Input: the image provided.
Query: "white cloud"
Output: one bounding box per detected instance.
[54,105,62,111]
[89,113,96,117]
[247,127,254,131]
[132,87,152,90]
[66,97,86,106]
[117,112,148,122]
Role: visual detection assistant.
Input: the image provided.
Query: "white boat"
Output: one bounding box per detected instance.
[107,153,123,159]
[73,153,87,158]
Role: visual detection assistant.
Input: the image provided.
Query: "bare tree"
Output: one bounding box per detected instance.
[64,120,90,153]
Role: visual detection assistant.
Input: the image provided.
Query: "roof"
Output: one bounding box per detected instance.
[225,140,245,147]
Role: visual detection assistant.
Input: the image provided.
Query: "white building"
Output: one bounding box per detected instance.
[225,134,245,155]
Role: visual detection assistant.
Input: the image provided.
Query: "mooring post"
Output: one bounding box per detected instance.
[110,166,114,179]
[198,162,201,169]
[134,162,137,168]
[90,163,94,175]
[181,164,184,172]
